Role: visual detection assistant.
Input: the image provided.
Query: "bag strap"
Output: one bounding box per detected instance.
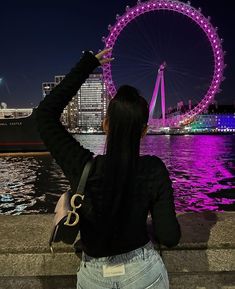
[76,159,93,194]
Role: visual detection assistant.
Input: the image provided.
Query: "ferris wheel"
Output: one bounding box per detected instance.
[102,0,225,128]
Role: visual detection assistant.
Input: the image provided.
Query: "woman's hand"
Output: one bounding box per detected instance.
[95,48,114,65]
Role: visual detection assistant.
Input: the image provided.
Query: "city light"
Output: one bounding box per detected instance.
[42,74,108,132]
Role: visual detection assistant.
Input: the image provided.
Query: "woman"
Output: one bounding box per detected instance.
[36,48,181,289]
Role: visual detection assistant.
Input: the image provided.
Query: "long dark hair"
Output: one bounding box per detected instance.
[102,85,149,226]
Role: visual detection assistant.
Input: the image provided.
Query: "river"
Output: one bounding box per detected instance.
[0,134,234,215]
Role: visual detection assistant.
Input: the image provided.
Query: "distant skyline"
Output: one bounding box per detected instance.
[1,0,234,108]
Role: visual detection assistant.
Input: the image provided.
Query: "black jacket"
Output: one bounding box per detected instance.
[36,51,181,257]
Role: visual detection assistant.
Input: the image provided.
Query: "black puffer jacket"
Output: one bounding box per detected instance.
[36,51,181,257]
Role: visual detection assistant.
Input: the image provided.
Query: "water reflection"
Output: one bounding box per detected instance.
[0,156,69,215]
[0,135,234,214]
[141,135,235,212]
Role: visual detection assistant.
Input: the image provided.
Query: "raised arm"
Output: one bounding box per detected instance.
[36,49,113,191]
[150,159,181,247]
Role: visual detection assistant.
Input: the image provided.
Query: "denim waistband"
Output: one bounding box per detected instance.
[82,242,156,265]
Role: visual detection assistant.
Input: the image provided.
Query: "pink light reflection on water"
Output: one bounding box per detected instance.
[140,135,235,213]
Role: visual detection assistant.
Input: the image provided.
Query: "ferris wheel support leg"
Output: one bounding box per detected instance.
[149,72,161,120]
[161,72,166,127]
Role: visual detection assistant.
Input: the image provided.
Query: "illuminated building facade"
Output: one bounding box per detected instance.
[42,73,108,131]
[77,74,108,131]
[188,114,235,133]
[42,77,72,127]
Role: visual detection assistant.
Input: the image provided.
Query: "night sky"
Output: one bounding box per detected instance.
[1,0,234,109]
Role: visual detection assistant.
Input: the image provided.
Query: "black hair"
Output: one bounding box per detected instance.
[102,85,149,233]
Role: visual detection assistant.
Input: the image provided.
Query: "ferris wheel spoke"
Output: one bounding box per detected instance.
[113,55,156,67]
[133,73,156,85]
[171,72,201,103]
[114,69,154,85]
[112,68,154,83]
[168,66,211,81]
[114,24,159,61]
[133,20,159,58]
[112,62,156,72]
[113,45,159,64]
[173,81,192,108]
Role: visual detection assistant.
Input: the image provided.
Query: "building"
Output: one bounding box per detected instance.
[188,114,235,133]
[42,73,108,131]
[42,82,56,98]
[42,78,71,127]
[207,103,235,114]
[188,104,235,132]
[77,73,108,132]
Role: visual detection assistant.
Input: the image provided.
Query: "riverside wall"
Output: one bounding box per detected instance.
[0,212,234,289]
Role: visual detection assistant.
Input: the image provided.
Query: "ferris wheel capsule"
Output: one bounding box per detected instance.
[126,5,130,12]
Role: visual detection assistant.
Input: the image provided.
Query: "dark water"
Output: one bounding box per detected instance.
[0,135,234,215]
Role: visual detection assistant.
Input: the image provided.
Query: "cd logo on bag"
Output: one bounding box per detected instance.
[64,193,84,227]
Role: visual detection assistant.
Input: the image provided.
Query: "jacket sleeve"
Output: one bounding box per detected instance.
[150,159,181,247]
[36,51,100,190]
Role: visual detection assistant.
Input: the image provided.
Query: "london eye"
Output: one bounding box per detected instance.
[102,0,225,129]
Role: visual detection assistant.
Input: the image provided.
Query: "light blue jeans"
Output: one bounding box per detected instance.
[77,242,169,289]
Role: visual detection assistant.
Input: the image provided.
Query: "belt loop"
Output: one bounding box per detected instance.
[142,248,145,260]
[83,252,87,268]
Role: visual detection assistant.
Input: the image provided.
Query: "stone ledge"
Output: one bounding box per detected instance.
[0,253,79,277]
[0,212,234,280]
[0,276,76,289]
[0,271,234,289]
[163,249,235,272]
[169,272,235,289]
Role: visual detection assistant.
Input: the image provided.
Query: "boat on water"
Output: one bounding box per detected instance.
[0,108,46,152]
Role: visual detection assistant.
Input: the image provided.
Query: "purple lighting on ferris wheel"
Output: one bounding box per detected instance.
[102,0,225,128]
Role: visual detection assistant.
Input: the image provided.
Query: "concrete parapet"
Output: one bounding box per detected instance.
[0,212,234,289]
